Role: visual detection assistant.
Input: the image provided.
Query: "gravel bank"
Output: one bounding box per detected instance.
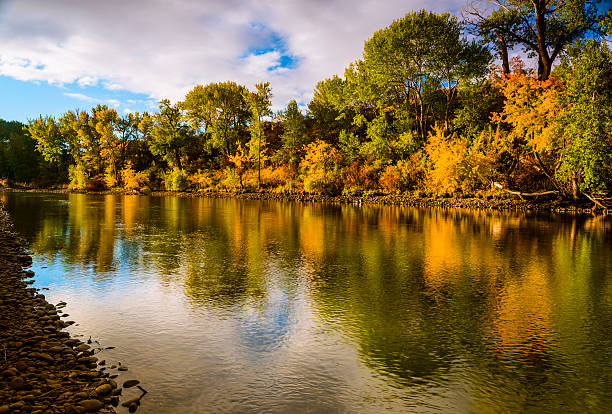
[0,203,144,413]
[3,187,608,214]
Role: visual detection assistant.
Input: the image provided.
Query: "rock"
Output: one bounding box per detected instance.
[74,344,90,352]
[118,366,128,371]
[0,405,8,414]
[77,356,98,364]
[121,397,141,407]
[38,352,55,363]
[78,399,104,412]
[94,383,112,396]
[9,376,25,390]
[123,379,140,388]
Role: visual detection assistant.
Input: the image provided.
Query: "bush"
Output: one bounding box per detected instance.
[68,164,89,190]
[103,166,118,188]
[121,162,149,192]
[163,167,189,191]
[301,140,343,195]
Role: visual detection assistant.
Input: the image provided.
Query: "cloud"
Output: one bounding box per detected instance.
[0,0,464,111]
[63,92,96,102]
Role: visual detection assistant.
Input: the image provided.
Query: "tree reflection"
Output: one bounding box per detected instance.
[2,191,611,412]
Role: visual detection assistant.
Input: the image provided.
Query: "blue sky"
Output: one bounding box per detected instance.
[0,0,464,122]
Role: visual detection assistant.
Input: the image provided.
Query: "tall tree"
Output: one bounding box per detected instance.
[244,82,272,186]
[150,99,190,170]
[465,0,605,80]
[181,81,250,158]
[280,99,307,172]
[358,10,490,138]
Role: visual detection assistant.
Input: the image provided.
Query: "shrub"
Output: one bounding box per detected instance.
[103,166,118,188]
[121,162,149,192]
[163,167,189,191]
[68,164,89,190]
[301,140,343,194]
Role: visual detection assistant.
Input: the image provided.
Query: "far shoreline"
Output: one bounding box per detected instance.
[1,187,608,216]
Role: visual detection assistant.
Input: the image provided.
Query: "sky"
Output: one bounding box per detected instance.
[0,0,465,122]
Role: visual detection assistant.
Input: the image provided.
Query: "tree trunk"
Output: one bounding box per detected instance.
[571,174,580,200]
[174,148,182,170]
[497,34,510,75]
[533,0,552,80]
[257,143,261,188]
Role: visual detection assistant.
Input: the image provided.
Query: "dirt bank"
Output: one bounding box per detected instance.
[0,203,144,413]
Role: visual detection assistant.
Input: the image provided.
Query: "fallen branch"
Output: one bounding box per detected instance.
[502,189,559,201]
[584,192,609,211]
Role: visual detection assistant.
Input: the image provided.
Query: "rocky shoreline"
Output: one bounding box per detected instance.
[0,203,144,413]
[1,187,609,215]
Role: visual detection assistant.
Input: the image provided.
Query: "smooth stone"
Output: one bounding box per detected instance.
[0,405,8,414]
[9,376,25,390]
[121,398,140,407]
[95,383,112,396]
[78,399,104,412]
[74,344,90,352]
[118,366,128,371]
[122,379,140,388]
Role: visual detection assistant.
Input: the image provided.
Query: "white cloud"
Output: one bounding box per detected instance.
[0,0,464,111]
[63,92,96,102]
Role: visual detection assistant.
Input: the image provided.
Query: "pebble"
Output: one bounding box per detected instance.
[94,383,112,396]
[123,379,140,388]
[78,399,104,412]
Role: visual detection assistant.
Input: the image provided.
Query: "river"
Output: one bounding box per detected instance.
[1,191,610,413]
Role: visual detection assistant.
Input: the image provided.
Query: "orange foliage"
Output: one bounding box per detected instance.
[493,67,561,152]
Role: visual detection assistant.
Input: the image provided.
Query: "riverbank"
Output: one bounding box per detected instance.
[1,187,609,215]
[0,203,144,413]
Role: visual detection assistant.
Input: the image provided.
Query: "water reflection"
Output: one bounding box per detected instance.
[1,192,611,413]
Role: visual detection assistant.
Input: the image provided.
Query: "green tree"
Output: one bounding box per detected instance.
[280,99,307,172]
[244,82,272,186]
[358,10,490,138]
[466,0,606,80]
[150,99,190,170]
[181,81,249,158]
[555,40,612,199]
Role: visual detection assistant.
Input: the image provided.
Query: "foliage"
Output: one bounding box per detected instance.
[301,140,343,194]
[466,0,605,80]
[554,39,612,193]
[121,162,149,192]
[8,8,612,205]
[279,99,307,171]
[68,163,89,190]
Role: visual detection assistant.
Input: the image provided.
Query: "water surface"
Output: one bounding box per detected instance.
[1,192,611,413]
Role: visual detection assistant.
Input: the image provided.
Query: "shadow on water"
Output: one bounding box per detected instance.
[1,191,611,413]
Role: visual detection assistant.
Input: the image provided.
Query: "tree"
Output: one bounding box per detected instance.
[181,81,250,158]
[466,0,605,80]
[358,10,490,137]
[492,61,563,193]
[280,99,307,172]
[244,82,272,186]
[554,40,612,200]
[150,99,190,170]
[27,116,66,164]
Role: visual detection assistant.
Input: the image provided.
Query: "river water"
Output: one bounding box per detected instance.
[1,191,611,413]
